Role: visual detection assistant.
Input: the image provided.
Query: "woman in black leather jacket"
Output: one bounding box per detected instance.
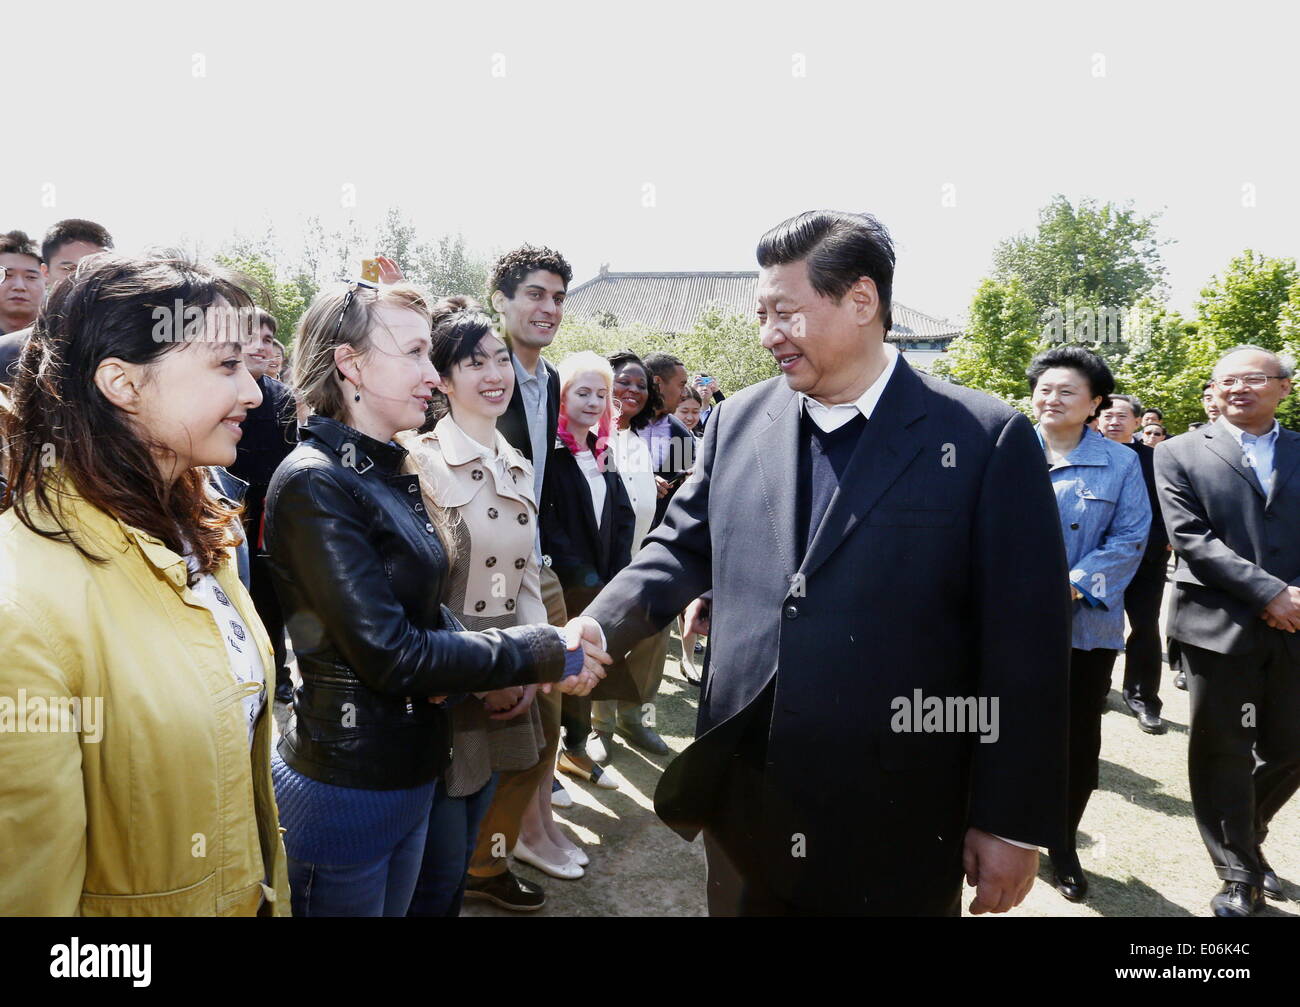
[264,280,606,917]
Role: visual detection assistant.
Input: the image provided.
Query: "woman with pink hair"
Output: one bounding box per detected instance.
[541,352,637,795]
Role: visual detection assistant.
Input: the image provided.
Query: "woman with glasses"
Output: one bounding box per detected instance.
[264,280,608,917]
[1027,345,1151,904]
[0,256,289,915]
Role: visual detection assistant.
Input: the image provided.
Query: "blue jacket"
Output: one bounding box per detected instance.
[1037,426,1151,650]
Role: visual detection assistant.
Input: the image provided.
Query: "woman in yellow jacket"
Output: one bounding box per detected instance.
[0,255,290,916]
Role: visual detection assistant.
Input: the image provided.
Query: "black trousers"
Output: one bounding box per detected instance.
[1121,562,1167,716]
[1182,635,1300,886]
[560,695,590,751]
[1062,646,1118,851]
[249,553,290,698]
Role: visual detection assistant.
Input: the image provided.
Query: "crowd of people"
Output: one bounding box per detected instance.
[0,211,1296,918]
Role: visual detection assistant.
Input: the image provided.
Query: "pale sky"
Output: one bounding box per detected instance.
[5,0,1297,325]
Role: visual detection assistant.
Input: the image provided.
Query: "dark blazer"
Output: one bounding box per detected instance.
[1155,418,1300,659]
[228,374,298,546]
[498,356,560,465]
[645,412,697,528]
[582,355,1072,914]
[1125,440,1169,565]
[540,435,636,615]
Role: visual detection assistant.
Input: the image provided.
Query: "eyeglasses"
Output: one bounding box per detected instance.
[1213,373,1284,390]
[333,279,377,344]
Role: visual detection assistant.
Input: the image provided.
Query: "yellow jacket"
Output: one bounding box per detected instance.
[0,480,290,916]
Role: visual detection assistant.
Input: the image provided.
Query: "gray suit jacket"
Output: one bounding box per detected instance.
[1154,418,1300,658]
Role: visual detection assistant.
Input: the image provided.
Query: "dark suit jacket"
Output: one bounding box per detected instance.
[646,412,696,528]
[1125,440,1169,566]
[582,356,1072,914]
[540,436,636,615]
[1155,419,1300,659]
[498,356,560,465]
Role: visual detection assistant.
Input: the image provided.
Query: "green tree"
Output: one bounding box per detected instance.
[1111,300,1204,434]
[945,278,1039,408]
[1193,252,1299,431]
[994,195,1169,357]
[215,252,309,349]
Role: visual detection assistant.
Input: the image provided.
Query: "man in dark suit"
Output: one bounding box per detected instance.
[567,211,1072,916]
[1100,394,1170,734]
[1154,345,1300,917]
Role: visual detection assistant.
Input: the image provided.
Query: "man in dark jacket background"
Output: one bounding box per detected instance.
[229,308,298,706]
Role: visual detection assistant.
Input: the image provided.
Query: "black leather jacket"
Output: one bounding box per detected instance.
[265,416,566,789]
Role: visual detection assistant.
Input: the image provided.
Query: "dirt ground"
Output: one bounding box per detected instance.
[282,579,1299,918]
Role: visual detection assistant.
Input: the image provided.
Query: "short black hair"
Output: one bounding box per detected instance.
[41,219,113,264]
[1026,345,1115,419]
[1202,379,1215,393]
[1141,406,1163,420]
[488,244,572,300]
[756,210,895,331]
[1107,393,1142,417]
[253,307,277,336]
[642,351,684,382]
[0,230,41,262]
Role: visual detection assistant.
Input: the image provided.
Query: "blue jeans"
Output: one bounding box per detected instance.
[407,774,500,917]
[288,811,431,917]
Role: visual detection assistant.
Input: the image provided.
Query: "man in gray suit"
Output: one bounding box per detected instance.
[1155,345,1300,917]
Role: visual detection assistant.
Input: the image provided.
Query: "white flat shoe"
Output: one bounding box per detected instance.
[564,846,589,867]
[513,840,584,880]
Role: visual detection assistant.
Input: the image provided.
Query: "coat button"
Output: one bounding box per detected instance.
[505,599,515,611]
[784,604,799,620]
[514,558,526,569]
[486,556,497,567]
[425,523,435,534]
[1070,522,1079,530]
[407,484,418,493]
[472,469,484,481]
[517,513,529,525]
[414,503,424,512]
[475,600,486,612]
[487,507,499,519]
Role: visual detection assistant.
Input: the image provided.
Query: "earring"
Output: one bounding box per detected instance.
[354,388,361,402]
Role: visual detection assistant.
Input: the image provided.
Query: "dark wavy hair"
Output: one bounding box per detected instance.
[1,255,254,579]
[1026,345,1115,421]
[608,349,660,431]
[488,244,573,300]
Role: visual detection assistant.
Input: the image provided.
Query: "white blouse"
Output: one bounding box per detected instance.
[574,449,607,530]
[185,553,265,747]
[612,427,657,551]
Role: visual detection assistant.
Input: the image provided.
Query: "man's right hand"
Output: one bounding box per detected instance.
[1261,586,1300,632]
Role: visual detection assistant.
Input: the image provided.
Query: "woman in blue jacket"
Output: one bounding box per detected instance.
[1028,346,1151,904]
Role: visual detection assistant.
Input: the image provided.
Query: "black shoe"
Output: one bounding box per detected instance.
[1258,851,1284,900]
[1210,881,1262,917]
[463,870,546,911]
[1174,671,1187,691]
[693,640,706,655]
[1137,710,1166,734]
[274,683,294,705]
[614,716,671,756]
[1050,849,1089,902]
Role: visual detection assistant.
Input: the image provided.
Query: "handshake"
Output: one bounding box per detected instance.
[543,616,612,697]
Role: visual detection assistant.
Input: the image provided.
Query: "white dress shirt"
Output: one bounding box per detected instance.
[799,342,899,430]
